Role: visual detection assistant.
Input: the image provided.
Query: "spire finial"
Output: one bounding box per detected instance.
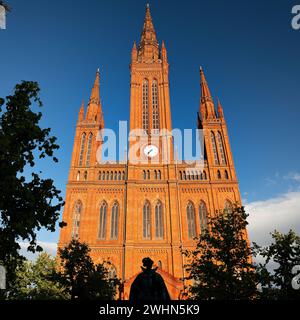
[78,100,84,122]
[131,41,137,61]
[217,98,224,118]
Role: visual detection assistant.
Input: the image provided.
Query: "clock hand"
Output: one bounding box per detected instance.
[147,149,153,155]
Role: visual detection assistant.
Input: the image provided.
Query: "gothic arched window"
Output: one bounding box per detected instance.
[157,170,161,180]
[152,80,159,133]
[211,131,219,165]
[71,200,82,239]
[187,202,196,239]
[155,201,164,239]
[78,133,86,166]
[203,170,207,180]
[199,201,208,233]
[142,79,149,134]
[98,201,107,239]
[85,133,93,166]
[110,202,119,239]
[217,131,226,165]
[143,201,151,239]
[225,170,229,180]
[217,170,221,179]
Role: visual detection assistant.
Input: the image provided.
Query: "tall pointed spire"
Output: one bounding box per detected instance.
[138,4,159,62]
[86,69,103,123]
[199,67,216,119]
[89,68,100,105]
[140,4,157,45]
[200,67,213,104]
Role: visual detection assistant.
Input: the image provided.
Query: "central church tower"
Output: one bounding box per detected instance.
[125,4,183,297]
[128,4,173,164]
[58,4,244,300]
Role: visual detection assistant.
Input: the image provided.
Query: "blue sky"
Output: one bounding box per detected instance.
[1,0,300,248]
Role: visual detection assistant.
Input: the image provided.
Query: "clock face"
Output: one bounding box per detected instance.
[143,144,159,158]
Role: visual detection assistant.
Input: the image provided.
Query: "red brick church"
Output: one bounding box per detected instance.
[58,4,243,299]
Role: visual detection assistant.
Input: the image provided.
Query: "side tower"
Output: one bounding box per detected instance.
[198,67,241,211]
[58,69,105,248]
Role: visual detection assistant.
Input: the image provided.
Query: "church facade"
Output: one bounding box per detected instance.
[58,5,243,299]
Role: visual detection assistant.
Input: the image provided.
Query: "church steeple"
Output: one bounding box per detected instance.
[86,69,103,125]
[199,67,216,119]
[138,4,159,62]
[129,4,173,162]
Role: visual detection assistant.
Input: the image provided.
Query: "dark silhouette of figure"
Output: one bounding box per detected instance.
[129,257,171,302]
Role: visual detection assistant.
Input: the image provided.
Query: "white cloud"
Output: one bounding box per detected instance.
[19,241,57,261]
[284,172,300,182]
[246,191,300,247]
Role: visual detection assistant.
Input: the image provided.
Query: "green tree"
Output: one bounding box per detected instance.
[8,253,69,300]
[0,81,64,291]
[255,230,300,300]
[183,206,258,300]
[57,239,119,300]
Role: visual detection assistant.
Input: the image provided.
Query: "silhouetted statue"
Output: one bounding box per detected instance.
[129,257,171,302]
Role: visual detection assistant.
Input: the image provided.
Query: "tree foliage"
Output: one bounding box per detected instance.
[8,253,68,300]
[183,206,258,300]
[57,239,120,300]
[254,230,300,300]
[0,81,64,287]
